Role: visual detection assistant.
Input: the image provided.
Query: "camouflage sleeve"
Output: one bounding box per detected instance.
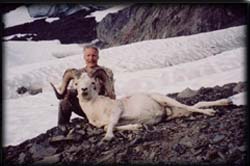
[93,69,116,99]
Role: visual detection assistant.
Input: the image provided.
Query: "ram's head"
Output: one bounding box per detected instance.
[50,68,98,100]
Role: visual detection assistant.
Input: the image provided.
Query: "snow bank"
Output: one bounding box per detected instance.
[86,4,131,22]
[3,6,43,28]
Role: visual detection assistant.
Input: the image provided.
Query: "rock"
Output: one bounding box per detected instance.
[233,82,246,93]
[76,124,81,129]
[88,136,98,143]
[218,151,226,160]
[228,148,242,161]
[16,86,28,94]
[18,152,26,163]
[28,87,42,95]
[49,135,74,143]
[206,149,218,160]
[58,125,68,133]
[193,149,203,156]
[200,122,209,130]
[149,151,156,160]
[237,145,246,152]
[66,145,81,153]
[67,128,76,136]
[35,154,61,164]
[96,152,114,163]
[212,135,225,143]
[173,144,186,155]
[177,87,198,98]
[76,129,86,135]
[81,141,91,149]
[179,136,193,148]
[29,143,57,159]
[179,123,188,128]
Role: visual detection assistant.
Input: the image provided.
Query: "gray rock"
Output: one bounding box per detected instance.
[177,87,198,98]
[18,152,26,164]
[35,154,61,164]
[81,141,91,149]
[148,151,156,160]
[76,124,81,129]
[66,145,81,153]
[49,135,74,143]
[173,143,186,155]
[29,143,57,159]
[237,145,246,152]
[28,87,42,95]
[191,148,203,156]
[89,136,98,143]
[180,136,193,148]
[212,135,225,143]
[233,82,246,93]
[96,152,114,163]
[76,129,86,135]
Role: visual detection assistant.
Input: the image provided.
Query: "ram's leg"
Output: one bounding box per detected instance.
[192,98,232,108]
[103,106,123,141]
[164,96,215,115]
[175,105,216,116]
[151,94,216,116]
[115,124,143,131]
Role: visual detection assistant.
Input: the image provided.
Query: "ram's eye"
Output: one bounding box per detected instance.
[92,82,97,90]
[75,83,78,86]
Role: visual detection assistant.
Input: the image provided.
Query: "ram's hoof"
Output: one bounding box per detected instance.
[227,98,234,105]
[204,109,216,116]
[102,134,114,142]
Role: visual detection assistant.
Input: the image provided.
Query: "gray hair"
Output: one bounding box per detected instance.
[83,45,99,53]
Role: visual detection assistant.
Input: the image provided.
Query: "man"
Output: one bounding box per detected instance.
[58,45,116,125]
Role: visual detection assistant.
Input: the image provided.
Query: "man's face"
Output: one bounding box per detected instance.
[84,48,99,68]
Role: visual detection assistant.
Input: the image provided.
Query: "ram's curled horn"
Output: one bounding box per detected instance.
[50,68,79,99]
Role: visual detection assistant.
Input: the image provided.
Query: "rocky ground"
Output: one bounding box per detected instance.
[3,82,247,166]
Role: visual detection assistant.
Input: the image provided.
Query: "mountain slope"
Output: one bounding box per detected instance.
[97,4,246,48]
[3,82,247,165]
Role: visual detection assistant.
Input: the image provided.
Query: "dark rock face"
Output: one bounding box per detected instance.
[3,82,247,165]
[96,4,247,48]
[3,9,97,44]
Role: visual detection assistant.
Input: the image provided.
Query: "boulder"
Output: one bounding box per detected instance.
[177,87,198,98]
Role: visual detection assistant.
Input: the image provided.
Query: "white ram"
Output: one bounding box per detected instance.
[51,68,232,141]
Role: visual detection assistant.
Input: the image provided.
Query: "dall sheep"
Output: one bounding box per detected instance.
[51,68,232,141]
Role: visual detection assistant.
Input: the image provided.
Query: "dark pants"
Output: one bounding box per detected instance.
[58,89,87,125]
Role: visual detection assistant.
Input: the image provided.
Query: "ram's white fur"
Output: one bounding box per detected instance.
[74,73,231,141]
